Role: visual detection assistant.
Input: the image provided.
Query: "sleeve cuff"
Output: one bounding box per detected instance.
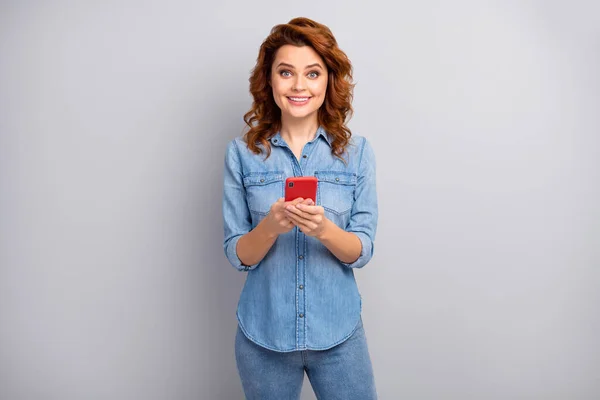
[225,235,259,272]
[341,231,374,269]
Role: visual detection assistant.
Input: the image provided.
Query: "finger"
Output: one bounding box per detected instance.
[281,197,303,208]
[294,204,324,215]
[276,196,297,211]
[276,214,294,228]
[278,213,293,224]
[285,209,309,225]
[294,219,316,234]
[285,204,311,219]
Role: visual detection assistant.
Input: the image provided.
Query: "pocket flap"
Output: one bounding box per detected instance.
[314,171,357,185]
[243,172,283,187]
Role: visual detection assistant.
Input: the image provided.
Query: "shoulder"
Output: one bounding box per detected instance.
[343,134,375,175]
[225,136,275,174]
[225,136,252,159]
[347,134,367,150]
[345,134,375,161]
[224,137,241,162]
[226,136,246,151]
[226,135,268,157]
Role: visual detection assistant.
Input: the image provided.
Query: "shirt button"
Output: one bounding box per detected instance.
[299,285,304,290]
[302,155,307,159]
[298,255,304,260]
[273,139,278,143]
[335,177,340,182]
[299,313,304,318]
[260,179,264,183]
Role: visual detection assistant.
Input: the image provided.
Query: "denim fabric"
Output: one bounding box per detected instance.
[235,317,378,400]
[222,126,378,352]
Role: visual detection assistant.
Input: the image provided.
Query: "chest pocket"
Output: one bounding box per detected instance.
[243,171,284,216]
[315,171,357,216]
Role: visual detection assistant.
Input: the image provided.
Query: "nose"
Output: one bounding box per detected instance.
[292,75,306,92]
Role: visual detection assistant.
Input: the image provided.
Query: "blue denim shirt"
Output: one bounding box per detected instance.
[222,126,378,352]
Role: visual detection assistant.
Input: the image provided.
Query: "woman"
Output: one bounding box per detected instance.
[222,17,378,400]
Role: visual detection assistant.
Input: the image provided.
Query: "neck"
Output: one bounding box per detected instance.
[279,115,319,145]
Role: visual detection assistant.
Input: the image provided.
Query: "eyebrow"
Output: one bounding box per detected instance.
[276,62,324,70]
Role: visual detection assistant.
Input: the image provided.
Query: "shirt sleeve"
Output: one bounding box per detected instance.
[222,140,259,271]
[341,137,378,269]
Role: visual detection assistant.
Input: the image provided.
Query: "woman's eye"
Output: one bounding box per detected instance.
[280,70,292,77]
[308,71,320,79]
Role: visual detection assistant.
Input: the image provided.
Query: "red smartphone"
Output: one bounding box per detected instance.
[285,176,318,203]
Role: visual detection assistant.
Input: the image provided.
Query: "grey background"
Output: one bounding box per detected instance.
[1,1,599,399]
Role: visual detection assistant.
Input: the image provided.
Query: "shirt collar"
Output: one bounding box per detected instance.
[316,126,333,147]
[269,126,332,147]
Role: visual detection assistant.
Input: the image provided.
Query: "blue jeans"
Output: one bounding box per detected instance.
[235,317,378,400]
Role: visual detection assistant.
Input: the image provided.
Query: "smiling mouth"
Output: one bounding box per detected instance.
[287,96,311,105]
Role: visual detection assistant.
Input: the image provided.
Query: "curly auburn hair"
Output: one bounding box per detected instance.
[242,17,355,159]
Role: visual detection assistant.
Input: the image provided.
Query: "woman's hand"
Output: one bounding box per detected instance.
[263,197,313,237]
[284,201,329,239]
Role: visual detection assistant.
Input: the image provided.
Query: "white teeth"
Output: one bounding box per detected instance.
[289,97,309,101]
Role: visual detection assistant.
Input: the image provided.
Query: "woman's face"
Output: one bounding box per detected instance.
[270,45,328,123]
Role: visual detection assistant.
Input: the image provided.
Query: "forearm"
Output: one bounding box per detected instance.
[317,219,362,264]
[236,219,278,266]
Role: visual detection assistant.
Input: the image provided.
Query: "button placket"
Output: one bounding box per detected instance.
[296,232,307,348]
